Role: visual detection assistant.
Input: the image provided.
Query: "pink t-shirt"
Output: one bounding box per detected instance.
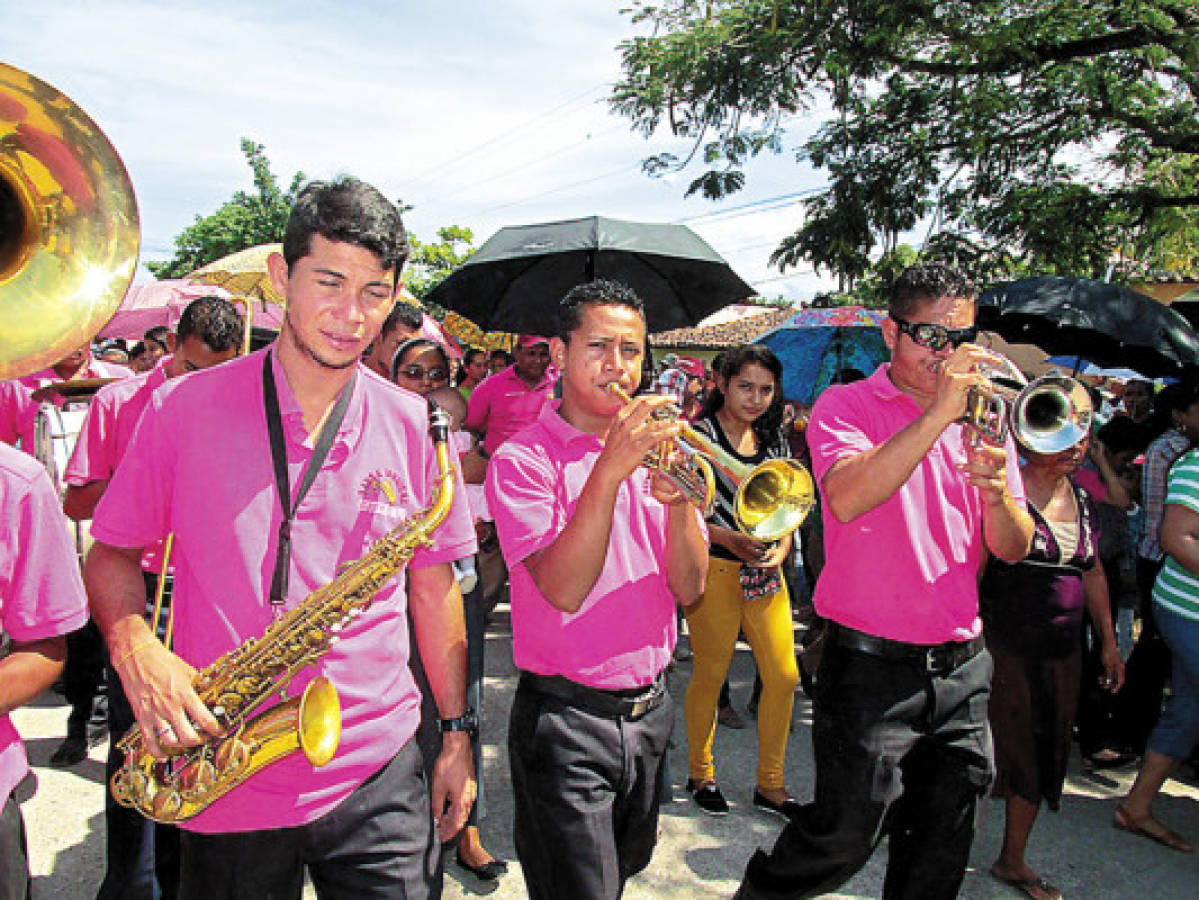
[486,403,706,689]
[464,365,556,455]
[0,358,130,455]
[808,365,1026,644]
[0,445,89,801]
[64,360,171,572]
[90,349,477,833]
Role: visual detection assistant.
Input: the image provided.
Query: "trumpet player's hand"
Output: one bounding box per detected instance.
[597,393,682,484]
[116,638,223,758]
[430,732,476,841]
[649,468,690,506]
[929,344,991,427]
[959,439,1011,506]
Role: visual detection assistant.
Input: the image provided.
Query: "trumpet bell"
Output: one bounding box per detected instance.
[735,459,816,543]
[0,63,139,380]
[1012,375,1093,455]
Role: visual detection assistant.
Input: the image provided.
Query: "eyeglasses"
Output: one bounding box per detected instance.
[890,314,978,351]
[396,365,448,383]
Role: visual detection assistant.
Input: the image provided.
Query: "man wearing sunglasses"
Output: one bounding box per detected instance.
[737,264,1034,900]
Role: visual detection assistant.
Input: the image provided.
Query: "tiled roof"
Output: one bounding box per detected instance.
[651,307,793,349]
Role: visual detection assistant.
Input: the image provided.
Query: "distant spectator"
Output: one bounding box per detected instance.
[457,348,488,399]
[363,301,423,379]
[487,348,513,377]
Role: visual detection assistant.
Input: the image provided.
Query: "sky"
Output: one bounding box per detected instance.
[4,1,836,303]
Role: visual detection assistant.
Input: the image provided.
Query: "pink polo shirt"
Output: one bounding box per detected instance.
[0,358,130,456]
[486,403,706,689]
[64,359,171,572]
[464,365,556,455]
[0,445,89,802]
[91,349,476,833]
[808,365,1026,644]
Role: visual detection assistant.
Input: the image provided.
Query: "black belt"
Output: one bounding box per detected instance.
[519,671,666,720]
[833,624,985,676]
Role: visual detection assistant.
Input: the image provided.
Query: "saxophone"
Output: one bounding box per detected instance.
[111,406,457,824]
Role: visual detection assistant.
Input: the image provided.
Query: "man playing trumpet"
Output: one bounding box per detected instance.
[736,264,1035,900]
[485,279,708,899]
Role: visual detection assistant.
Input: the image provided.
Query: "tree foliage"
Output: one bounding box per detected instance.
[612,1,1199,286]
[148,140,304,279]
[403,225,476,315]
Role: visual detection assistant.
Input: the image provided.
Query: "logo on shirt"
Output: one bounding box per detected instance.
[359,470,409,512]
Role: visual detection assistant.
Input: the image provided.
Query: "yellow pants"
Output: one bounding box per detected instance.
[684,556,798,791]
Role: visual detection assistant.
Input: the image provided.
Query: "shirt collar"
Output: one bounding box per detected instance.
[267,348,364,456]
[501,363,555,393]
[538,400,601,449]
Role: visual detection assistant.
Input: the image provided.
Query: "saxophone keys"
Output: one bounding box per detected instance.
[150,786,184,821]
[214,736,250,777]
[177,758,217,795]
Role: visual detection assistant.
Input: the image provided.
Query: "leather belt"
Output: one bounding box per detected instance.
[833,624,985,677]
[519,671,666,720]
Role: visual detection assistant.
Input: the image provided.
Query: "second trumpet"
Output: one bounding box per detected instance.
[606,383,815,542]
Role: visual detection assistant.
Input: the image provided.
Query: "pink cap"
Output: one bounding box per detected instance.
[676,356,705,379]
[517,334,551,348]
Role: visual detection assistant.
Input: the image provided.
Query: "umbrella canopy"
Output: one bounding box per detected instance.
[189,243,285,305]
[978,276,1199,377]
[754,306,889,403]
[98,280,252,340]
[425,216,755,333]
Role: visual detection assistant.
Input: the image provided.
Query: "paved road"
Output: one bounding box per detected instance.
[14,609,1199,898]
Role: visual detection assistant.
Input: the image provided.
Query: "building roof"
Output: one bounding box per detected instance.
[650,306,793,349]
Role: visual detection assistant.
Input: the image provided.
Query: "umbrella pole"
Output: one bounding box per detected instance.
[242,301,254,356]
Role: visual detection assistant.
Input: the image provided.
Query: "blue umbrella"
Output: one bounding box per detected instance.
[1046,355,1146,380]
[754,307,890,403]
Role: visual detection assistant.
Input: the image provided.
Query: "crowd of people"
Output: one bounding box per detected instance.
[0,176,1196,900]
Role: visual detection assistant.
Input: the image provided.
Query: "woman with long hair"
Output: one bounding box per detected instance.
[683,344,800,816]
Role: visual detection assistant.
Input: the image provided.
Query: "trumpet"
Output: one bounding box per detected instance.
[962,354,1093,453]
[606,384,815,542]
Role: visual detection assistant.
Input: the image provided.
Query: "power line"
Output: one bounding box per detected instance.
[674,188,819,226]
[456,163,635,219]
[404,82,608,192]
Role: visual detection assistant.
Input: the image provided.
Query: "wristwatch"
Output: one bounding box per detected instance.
[439,709,478,739]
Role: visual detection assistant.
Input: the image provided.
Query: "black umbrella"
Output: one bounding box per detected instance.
[977,276,1199,377]
[425,216,754,333]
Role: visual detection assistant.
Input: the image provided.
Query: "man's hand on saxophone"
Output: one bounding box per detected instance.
[87,541,223,759]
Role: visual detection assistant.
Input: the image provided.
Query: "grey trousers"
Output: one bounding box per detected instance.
[508,678,673,900]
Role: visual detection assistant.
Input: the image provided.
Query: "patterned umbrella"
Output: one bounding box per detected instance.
[754,307,889,403]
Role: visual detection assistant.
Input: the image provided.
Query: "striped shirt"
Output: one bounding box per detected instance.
[1151,447,1199,621]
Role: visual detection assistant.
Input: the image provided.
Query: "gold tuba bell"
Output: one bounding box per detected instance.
[0,63,139,380]
[606,383,815,542]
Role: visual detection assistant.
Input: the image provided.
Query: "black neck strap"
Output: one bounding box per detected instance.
[262,351,356,607]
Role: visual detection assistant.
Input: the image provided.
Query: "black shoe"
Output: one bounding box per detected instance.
[49,736,87,768]
[686,779,730,816]
[753,790,800,820]
[455,852,508,881]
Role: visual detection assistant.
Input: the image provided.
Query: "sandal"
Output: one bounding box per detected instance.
[1113,806,1194,853]
[989,866,1063,900]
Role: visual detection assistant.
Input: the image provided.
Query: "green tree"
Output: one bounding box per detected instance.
[612,1,1199,284]
[148,140,303,278]
[403,225,476,315]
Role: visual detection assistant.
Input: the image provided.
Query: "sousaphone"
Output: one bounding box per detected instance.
[0,62,139,380]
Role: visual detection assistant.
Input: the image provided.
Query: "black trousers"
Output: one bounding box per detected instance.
[0,794,28,900]
[99,572,180,900]
[178,741,439,900]
[1116,557,1172,752]
[738,640,994,900]
[64,618,106,739]
[508,678,673,900]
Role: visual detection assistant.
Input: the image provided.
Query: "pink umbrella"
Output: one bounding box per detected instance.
[99,280,284,339]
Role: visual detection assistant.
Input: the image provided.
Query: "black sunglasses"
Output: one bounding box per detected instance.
[396,365,448,383]
[890,314,978,351]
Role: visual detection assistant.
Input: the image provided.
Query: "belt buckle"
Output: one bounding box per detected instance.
[628,697,650,719]
[924,646,951,676]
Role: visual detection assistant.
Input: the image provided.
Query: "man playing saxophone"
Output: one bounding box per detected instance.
[86,177,478,899]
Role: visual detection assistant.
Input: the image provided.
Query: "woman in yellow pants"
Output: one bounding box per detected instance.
[684,344,800,817]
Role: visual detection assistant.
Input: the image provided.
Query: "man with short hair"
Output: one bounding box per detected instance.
[86,177,477,899]
[736,264,1034,900]
[362,300,424,379]
[487,279,708,899]
[465,334,556,457]
[63,295,243,899]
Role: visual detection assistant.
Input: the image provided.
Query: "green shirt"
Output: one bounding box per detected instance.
[1152,447,1199,622]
